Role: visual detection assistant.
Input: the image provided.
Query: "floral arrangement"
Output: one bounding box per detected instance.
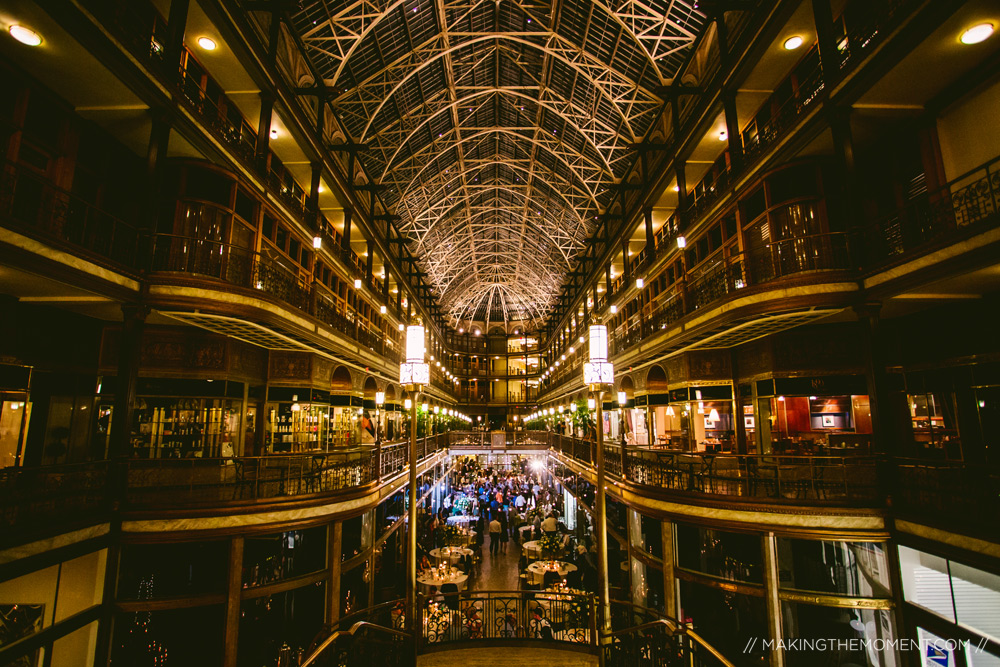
[442,524,464,546]
[453,496,473,515]
[524,508,544,525]
[565,596,588,630]
[538,533,563,559]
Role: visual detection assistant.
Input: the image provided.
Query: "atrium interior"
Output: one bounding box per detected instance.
[0,0,999,665]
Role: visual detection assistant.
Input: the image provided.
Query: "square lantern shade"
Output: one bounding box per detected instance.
[375,391,385,405]
[618,391,627,406]
[589,325,608,362]
[405,325,425,363]
[584,324,613,385]
[400,362,430,386]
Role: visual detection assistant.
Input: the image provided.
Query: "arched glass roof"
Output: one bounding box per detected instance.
[289,0,708,329]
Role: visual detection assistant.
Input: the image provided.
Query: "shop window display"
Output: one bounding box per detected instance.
[113,604,224,665]
[237,583,325,667]
[777,539,891,597]
[780,601,896,667]
[676,523,763,583]
[242,526,327,588]
[678,579,769,666]
[117,541,228,600]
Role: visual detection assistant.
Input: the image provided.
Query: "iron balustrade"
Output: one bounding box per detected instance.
[124,449,379,507]
[865,154,1000,265]
[547,433,881,504]
[418,589,596,648]
[0,437,449,540]
[894,458,1000,522]
[606,230,853,356]
[148,233,417,367]
[0,461,110,542]
[0,161,139,269]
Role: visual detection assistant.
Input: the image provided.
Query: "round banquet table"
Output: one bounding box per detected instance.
[521,540,564,559]
[446,515,474,526]
[417,568,469,593]
[429,546,473,565]
[526,560,577,585]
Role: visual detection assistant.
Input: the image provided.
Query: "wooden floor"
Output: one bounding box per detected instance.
[417,647,598,666]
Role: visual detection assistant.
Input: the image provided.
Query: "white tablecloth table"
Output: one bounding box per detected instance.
[446,515,474,526]
[429,546,473,565]
[418,568,469,593]
[526,560,577,585]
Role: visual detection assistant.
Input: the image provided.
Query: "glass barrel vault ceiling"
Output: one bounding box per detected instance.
[288,0,709,329]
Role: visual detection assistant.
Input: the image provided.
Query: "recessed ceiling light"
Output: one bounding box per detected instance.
[270,129,279,138]
[198,36,217,50]
[9,25,42,47]
[718,131,728,141]
[783,35,803,50]
[961,23,994,45]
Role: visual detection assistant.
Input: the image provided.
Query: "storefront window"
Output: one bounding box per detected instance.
[907,393,959,457]
[899,546,1000,645]
[630,559,665,614]
[133,397,242,458]
[678,579,769,665]
[780,601,896,667]
[340,562,369,616]
[777,539,891,597]
[242,526,327,588]
[114,604,224,665]
[676,523,763,583]
[118,541,228,599]
[766,395,872,454]
[238,583,325,666]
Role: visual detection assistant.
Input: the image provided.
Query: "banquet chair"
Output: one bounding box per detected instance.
[441,582,460,611]
[543,570,561,588]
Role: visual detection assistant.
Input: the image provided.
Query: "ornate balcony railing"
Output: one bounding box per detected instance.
[864,154,1000,266]
[0,161,139,270]
[547,434,881,504]
[419,589,596,649]
[0,436,448,542]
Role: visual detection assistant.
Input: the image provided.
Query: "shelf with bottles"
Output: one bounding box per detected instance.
[328,406,358,449]
[264,397,327,454]
[131,397,241,459]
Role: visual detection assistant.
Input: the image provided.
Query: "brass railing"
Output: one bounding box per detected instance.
[0,436,448,540]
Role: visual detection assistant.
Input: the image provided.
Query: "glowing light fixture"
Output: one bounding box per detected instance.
[380,305,387,314]
[198,36,217,50]
[666,405,675,417]
[783,35,803,50]
[708,408,720,422]
[961,23,994,44]
[398,323,405,331]
[313,235,322,249]
[617,391,627,406]
[375,391,385,405]
[570,403,577,413]
[677,236,687,248]
[584,325,614,386]
[636,278,644,289]
[354,279,362,289]
[405,399,413,410]
[9,25,42,46]
[400,325,430,386]
[588,398,596,410]
[609,305,617,314]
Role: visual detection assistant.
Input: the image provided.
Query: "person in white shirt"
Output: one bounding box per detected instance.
[489,517,502,555]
